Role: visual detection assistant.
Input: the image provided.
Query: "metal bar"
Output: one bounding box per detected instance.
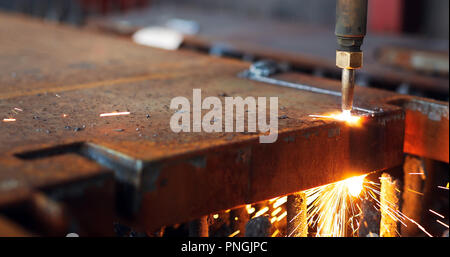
[380,173,401,237]
[286,192,307,237]
[401,156,426,236]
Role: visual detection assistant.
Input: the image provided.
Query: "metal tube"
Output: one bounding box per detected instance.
[380,173,401,237]
[341,68,355,112]
[401,156,426,236]
[335,0,368,51]
[286,192,308,237]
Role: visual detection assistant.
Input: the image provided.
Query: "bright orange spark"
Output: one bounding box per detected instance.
[270,217,277,224]
[268,197,279,203]
[276,211,287,222]
[273,196,287,208]
[344,175,365,197]
[271,229,280,237]
[253,207,269,218]
[436,220,449,229]
[429,209,445,219]
[228,230,240,237]
[407,188,424,195]
[309,110,362,126]
[245,205,255,215]
[271,207,282,216]
[99,111,130,117]
[2,118,16,122]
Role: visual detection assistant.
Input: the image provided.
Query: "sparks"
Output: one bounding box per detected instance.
[245,204,255,215]
[276,211,287,222]
[309,110,362,126]
[2,118,16,122]
[273,196,287,209]
[429,209,445,219]
[271,207,282,216]
[268,197,279,203]
[436,220,449,229]
[299,175,433,237]
[99,111,130,117]
[363,180,433,237]
[271,229,280,237]
[407,188,424,196]
[228,230,240,237]
[253,206,269,218]
[345,175,365,197]
[270,217,277,224]
[304,175,366,237]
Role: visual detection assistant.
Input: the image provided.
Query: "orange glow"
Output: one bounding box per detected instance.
[271,207,282,216]
[62,114,68,118]
[276,211,287,222]
[253,207,269,218]
[245,205,255,215]
[344,175,365,197]
[268,197,279,203]
[271,229,280,237]
[2,118,16,122]
[273,196,287,208]
[309,110,362,126]
[228,230,240,237]
[270,217,277,224]
[99,111,130,117]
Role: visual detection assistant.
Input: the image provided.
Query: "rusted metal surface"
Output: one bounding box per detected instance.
[88,6,449,94]
[272,72,449,163]
[0,13,423,234]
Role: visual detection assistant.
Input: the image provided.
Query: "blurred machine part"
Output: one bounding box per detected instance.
[87,3,449,101]
[0,0,149,25]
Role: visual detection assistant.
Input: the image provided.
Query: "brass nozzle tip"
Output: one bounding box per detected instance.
[336,51,363,69]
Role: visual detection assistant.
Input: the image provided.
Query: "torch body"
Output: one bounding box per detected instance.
[335,0,368,112]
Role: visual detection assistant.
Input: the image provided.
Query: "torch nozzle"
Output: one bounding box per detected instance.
[341,68,355,113]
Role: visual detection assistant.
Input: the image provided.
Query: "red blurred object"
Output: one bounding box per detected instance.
[369,0,404,34]
[80,0,149,15]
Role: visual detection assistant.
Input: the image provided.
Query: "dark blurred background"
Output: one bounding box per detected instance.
[0,0,448,39]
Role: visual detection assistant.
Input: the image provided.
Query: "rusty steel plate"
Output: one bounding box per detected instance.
[272,73,449,164]
[0,13,414,233]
